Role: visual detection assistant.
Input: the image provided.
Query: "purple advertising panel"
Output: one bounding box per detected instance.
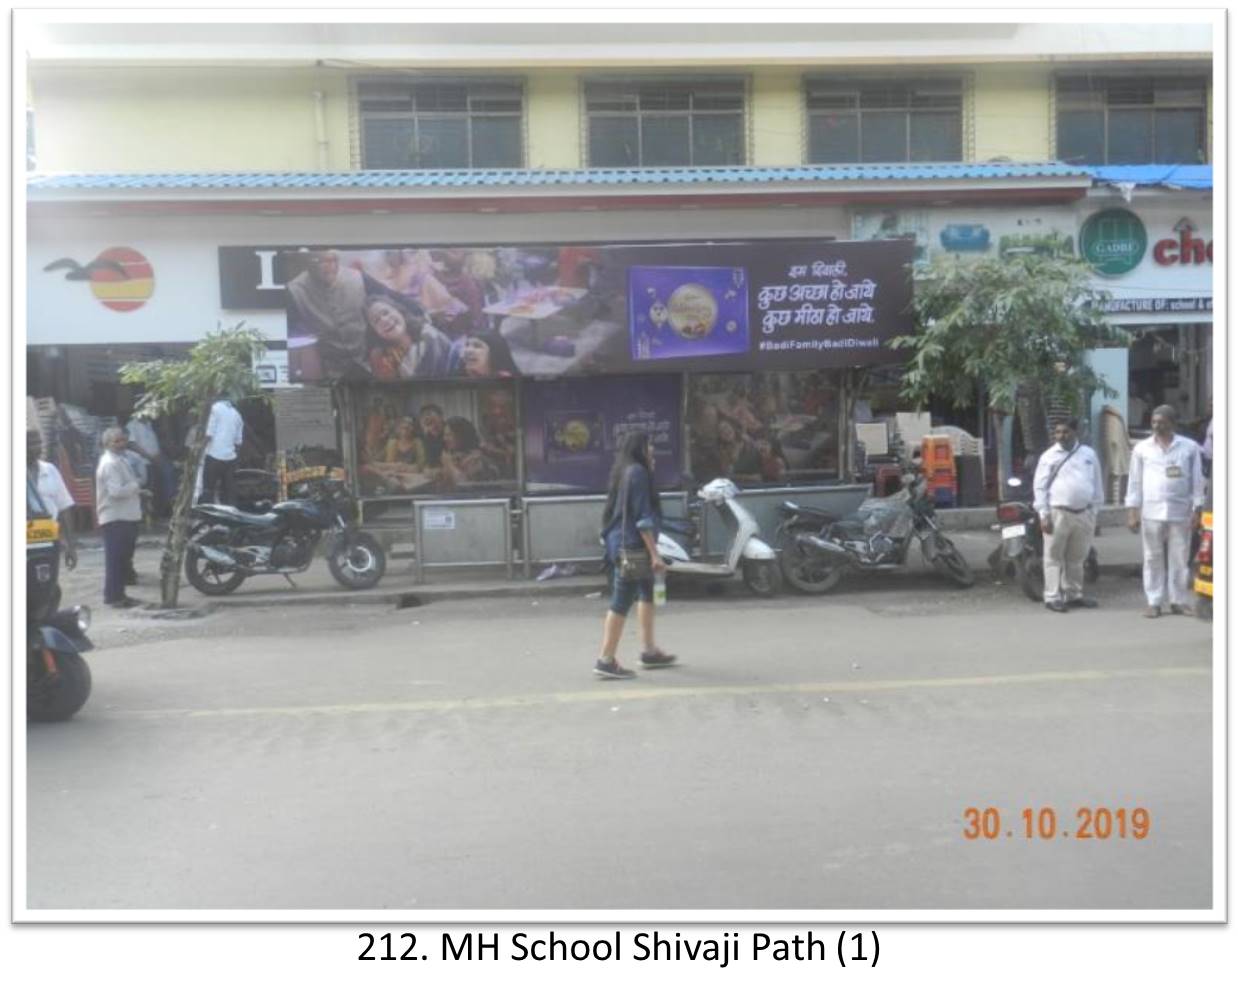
[281,239,912,383]
[523,375,682,493]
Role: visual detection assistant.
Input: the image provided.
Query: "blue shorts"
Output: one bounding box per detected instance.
[610,569,653,616]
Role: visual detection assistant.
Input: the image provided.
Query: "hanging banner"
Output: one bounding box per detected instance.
[277,239,913,383]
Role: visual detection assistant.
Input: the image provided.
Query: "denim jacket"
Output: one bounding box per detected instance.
[602,464,659,559]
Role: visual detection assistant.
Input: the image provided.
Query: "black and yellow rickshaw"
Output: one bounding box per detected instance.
[1193,509,1213,622]
[27,477,93,721]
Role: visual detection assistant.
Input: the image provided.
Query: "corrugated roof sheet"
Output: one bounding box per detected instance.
[1088,164,1212,190]
[26,162,1092,191]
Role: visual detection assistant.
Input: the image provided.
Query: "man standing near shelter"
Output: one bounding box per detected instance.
[1034,416,1104,613]
[96,427,142,608]
[27,429,77,570]
[1126,404,1205,618]
[203,397,245,506]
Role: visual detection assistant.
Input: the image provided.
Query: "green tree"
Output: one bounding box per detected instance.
[120,324,268,608]
[891,252,1128,484]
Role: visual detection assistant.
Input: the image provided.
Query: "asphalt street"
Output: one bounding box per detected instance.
[26,569,1212,912]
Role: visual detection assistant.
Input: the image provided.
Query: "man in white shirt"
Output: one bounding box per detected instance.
[1033,417,1104,613]
[125,413,175,517]
[26,429,77,569]
[1126,405,1205,618]
[96,427,143,607]
[203,398,245,506]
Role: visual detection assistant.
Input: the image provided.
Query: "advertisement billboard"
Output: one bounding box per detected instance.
[278,239,914,383]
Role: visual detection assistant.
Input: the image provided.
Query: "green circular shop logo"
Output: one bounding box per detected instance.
[1080,208,1147,276]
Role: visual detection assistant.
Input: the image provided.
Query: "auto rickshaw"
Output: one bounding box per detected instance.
[1193,509,1213,622]
[27,477,93,721]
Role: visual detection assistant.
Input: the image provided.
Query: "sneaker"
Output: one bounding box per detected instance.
[106,596,140,609]
[640,650,678,669]
[593,659,635,680]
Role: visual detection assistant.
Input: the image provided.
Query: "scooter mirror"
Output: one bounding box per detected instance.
[1007,476,1023,488]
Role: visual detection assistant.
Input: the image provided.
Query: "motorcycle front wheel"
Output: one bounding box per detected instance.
[184,528,247,596]
[931,535,975,588]
[777,535,845,594]
[28,648,92,722]
[328,532,387,590]
[742,558,782,597]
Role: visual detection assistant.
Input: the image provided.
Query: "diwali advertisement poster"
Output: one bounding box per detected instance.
[276,238,913,384]
[522,375,682,493]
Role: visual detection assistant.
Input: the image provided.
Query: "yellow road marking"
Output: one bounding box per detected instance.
[115,666,1210,722]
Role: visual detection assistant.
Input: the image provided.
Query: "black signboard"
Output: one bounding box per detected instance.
[220,238,913,382]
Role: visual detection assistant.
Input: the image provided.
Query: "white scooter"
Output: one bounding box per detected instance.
[657,478,782,596]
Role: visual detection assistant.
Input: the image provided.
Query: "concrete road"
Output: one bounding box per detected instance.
[25,572,1212,912]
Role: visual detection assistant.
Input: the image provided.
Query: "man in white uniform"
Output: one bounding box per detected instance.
[1126,405,1205,618]
[203,398,245,506]
[1034,417,1105,612]
[26,429,77,569]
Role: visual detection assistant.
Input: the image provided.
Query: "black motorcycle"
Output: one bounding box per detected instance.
[990,475,1099,601]
[184,470,386,594]
[776,470,974,594]
[27,480,93,722]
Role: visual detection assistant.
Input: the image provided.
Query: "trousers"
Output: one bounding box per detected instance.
[1140,518,1193,607]
[203,456,237,506]
[102,519,139,604]
[1043,507,1095,603]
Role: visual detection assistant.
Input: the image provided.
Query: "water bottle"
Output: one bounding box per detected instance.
[653,574,667,607]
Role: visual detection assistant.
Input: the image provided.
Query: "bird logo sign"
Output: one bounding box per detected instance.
[43,246,155,312]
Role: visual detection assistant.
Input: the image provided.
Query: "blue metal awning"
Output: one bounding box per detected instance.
[26,162,1093,192]
[1087,165,1212,190]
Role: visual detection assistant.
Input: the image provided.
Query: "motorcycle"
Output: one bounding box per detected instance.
[657,478,782,596]
[775,469,974,594]
[27,479,93,722]
[184,468,387,595]
[989,476,1099,601]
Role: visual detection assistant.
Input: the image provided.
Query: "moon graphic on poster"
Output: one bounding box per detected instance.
[667,283,719,340]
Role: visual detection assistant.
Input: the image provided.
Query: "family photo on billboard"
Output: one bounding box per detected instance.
[355,383,518,497]
[282,238,913,384]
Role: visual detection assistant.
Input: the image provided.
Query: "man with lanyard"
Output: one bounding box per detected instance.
[1125,404,1205,618]
[26,429,77,570]
[1033,416,1104,613]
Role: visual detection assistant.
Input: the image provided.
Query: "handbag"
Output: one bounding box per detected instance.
[617,467,654,582]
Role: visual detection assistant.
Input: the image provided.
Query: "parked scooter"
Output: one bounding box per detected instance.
[776,468,974,594]
[27,480,93,722]
[185,468,386,594]
[656,478,782,596]
[989,475,1099,601]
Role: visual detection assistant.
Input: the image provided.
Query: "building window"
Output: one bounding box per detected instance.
[357,80,524,170]
[585,80,746,167]
[806,77,964,163]
[1056,75,1207,165]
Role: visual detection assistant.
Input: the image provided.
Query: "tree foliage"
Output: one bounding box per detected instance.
[120,324,268,608]
[891,252,1128,415]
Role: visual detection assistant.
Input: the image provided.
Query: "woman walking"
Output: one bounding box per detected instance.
[595,431,677,679]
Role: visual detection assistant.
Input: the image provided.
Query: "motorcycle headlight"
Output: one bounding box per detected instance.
[73,605,90,635]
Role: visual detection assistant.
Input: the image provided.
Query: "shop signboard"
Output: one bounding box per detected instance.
[522,375,681,493]
[274,239,914,383]
[1076,199,1212,322]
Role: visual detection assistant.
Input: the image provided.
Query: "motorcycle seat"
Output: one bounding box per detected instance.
[780,500,837,524]
[194,503,280,528]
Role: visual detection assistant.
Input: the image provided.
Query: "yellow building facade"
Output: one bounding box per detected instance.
[28,61,1209,173]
